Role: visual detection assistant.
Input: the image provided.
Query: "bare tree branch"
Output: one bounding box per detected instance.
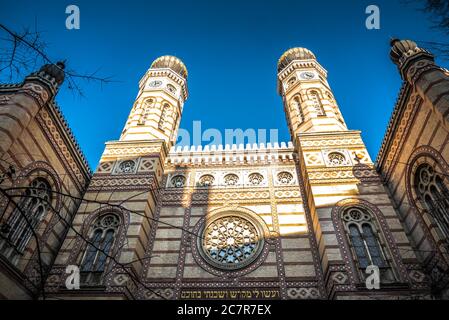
[402,0,449,60]
[0,23,115,96]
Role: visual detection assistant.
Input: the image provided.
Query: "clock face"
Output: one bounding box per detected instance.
[300,72,315,80]
[149,80,162,87]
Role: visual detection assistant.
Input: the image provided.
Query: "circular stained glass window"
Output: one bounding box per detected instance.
[328,152,346,166]
[200,215,263,270]
[119,160,136,173]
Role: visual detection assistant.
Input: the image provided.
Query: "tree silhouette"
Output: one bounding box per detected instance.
[403,0,449,60]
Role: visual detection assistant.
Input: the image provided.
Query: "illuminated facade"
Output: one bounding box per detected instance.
[1,40,448,299]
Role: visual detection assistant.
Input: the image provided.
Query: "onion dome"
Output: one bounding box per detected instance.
[39,61,66,85]
[150,55,188,79]
[389,38,434,67]
[278,47,316,72]
[390,39,419,65]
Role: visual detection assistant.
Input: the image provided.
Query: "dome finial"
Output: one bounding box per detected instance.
[38,60,66,86]
[277,47,316,73]
[150,55,188,79]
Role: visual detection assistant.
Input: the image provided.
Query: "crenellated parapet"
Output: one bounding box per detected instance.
[166,142,295,166]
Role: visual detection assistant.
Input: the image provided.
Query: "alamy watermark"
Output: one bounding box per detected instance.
[365,5,380,30]
[365,265,381,290]
[65,5,80,30]
[65,265,80,290]
[176,121,279,149]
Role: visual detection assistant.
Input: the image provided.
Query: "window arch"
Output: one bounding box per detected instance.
[291,96,304,124]
[1,178,52,256]
[138,99,154,125]
[414,163,449,244]
[342,207,395,281]
[80,213,120,285]
[309,90,325,116]
[159,103,171,130]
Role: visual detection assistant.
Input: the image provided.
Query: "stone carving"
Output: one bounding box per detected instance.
[118,160,136,174]
[170,175,186,188]
[277,172,293,185]
[248,173,264,186]
[327,152,346,166]
[224,174,239,186]
[198,174,215,187]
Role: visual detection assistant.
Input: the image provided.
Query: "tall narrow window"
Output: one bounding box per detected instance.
[292,97,304,124]
[415,164,449,244]
[138,99,153,125]
[80,214,120,285]
[159,103,171,130]
[310,91,325,116]
[342,207,393,281]
[0,178,51,257]
[170,111,179,141]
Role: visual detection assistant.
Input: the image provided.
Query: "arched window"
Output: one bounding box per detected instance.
[1,178,52,257]
[159,103,171,130]
[80,213,120,285]
[414,163,449,243]
[326,92,344,124]
[170,111,179,141]
[342,207,395,281]
[291,96,304,124]
[138,99,153,125]
[310,91,325,116]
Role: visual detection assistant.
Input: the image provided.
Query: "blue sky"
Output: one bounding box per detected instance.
[1,0,448,168]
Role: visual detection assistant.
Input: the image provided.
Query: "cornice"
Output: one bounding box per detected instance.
[375,82,412,170]
[46,100,92,178]
[166,142,296,166]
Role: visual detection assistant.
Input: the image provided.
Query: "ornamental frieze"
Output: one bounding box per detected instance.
[306,166,379,183]
[274,190,302,200]
[379,93,421,180]
[37,110,87,188]
[89,175,156,191]
[102,146,162,157]
[300,137,364,149]
[161,190,272,205]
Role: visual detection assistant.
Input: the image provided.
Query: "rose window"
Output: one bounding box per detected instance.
[198,174,215,187]
[248,173,264,186]
[277,172,293,185]
[328,152,346,166]
[118,160,136,173]
[201,215,262,270]
[95,214,120,229]
[342,208,370,223]
[171,175,186,188]
[224,174,239,186]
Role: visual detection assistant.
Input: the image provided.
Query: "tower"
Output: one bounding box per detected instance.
[277,48,347,137]
[120,56,188,145]
[45,56,189,296]
[277,47,423,298]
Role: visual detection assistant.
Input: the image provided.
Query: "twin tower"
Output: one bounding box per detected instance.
[119,48,348,149]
